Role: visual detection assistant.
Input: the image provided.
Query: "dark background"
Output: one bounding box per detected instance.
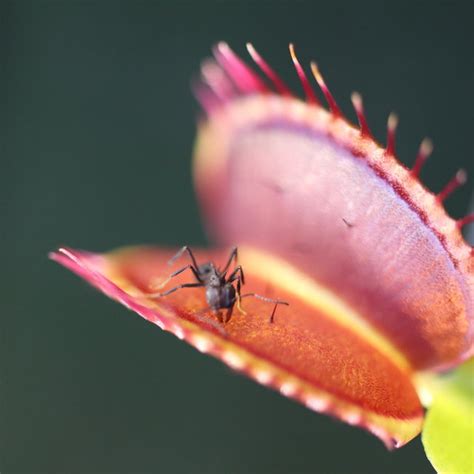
[2,1,473,472]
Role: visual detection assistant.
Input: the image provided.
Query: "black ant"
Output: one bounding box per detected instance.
[145,246,288,324]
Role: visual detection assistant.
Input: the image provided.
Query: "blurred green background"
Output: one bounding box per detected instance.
[2,1,473,472]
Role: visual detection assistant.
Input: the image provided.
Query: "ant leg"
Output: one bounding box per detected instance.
[235,277,247,315]
[149,246,201,291]
[240,293,289,323]
[168,246,200,272]
[193,309,228,336]
[144,282,204,298]
[228,265,245,285]
[221,246,238,275]
[224,305,234,324]
[150,264,200,291]
[214,310,223,324]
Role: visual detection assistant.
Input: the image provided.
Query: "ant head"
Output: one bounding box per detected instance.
[198,262,215,277]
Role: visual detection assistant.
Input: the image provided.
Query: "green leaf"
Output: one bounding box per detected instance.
[422,359,474,474]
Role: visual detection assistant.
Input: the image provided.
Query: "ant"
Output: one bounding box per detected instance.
[145,246,288,324]
[342,218,354,228]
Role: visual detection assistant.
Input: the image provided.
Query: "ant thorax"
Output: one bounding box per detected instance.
[207,273,222,288]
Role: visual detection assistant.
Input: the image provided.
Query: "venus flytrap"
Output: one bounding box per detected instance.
[51,43,474,472]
